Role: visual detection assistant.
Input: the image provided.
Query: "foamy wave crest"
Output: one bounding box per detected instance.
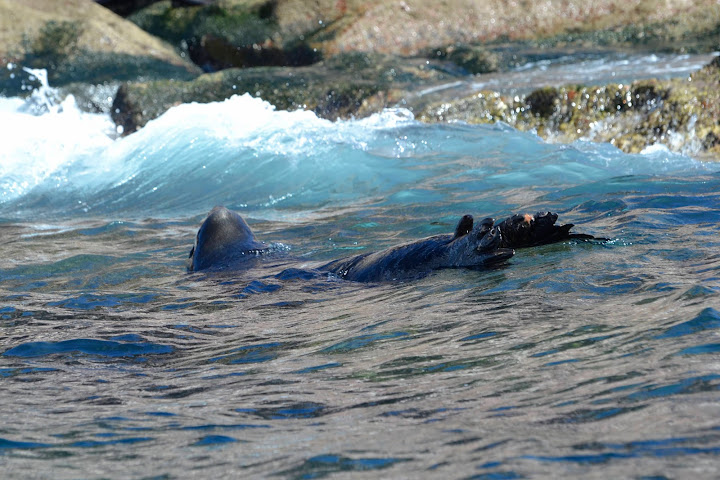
[0,94,428,219]
[0,95,116,203]
[1,91,718,221]
[117,94,417,160]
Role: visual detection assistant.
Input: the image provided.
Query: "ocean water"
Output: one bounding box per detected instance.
[1,83,720,479]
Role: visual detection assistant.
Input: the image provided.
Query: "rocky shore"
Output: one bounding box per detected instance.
[419,59,720,157]
[2,0,720,157]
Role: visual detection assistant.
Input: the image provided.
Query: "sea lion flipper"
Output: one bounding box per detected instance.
[496,211,605,247]
[568,233,609,242]
[453,215,474,239]
[478,217,495,237]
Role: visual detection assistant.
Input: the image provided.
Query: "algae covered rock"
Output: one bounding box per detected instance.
[525,87,560,118]
[419,57,720,158]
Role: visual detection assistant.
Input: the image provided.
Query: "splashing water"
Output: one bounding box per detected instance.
[20,67,59,115]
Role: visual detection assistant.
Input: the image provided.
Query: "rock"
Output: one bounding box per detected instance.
[702,131,720,150]
[111,52,458,134]
[418,58,720,157]
[525,87,560,118]
[124,0,720,76]
[128,0,319,71]
[190,34,320,71]
[94,0,214,17]
[280,0,720,57]
[425,44,499,75]
[0,0,200,96]
[171,0,216,6]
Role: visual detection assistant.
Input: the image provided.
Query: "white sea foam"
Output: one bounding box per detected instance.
[0,92,427,216]
[118,94,417,160]
[0,93,116,202]
[1,85,718,219]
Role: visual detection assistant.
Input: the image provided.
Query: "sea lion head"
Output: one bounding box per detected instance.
[188,206,267,271]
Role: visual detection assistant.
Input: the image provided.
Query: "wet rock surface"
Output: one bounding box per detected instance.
[418,60,720,157]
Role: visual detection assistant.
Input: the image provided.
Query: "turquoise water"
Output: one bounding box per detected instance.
[1,91,720,479]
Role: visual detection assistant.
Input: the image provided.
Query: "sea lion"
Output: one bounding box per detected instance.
[187,206,268,272]
[188,206,602,280]
[319,215,513,282]
[319,211,600,282]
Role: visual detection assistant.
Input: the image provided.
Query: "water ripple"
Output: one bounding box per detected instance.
[3,338,174,358]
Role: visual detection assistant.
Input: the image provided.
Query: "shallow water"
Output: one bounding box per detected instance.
[1,91,720,479]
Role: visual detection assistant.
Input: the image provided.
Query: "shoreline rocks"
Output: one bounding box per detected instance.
[418,58,720,157]
[127,0,322,72]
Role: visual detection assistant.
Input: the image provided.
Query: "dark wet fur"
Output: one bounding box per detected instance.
[495,212,606,248]
[189,206,605,281]
[188,206,268,271]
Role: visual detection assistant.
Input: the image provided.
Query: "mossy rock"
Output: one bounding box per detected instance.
[419,57,720,158]
[525,87,560,118]
[129,0,273,46]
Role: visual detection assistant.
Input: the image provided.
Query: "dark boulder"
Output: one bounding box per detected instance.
[189,34,320,71]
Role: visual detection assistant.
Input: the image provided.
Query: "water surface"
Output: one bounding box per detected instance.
[1,82,719,479]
